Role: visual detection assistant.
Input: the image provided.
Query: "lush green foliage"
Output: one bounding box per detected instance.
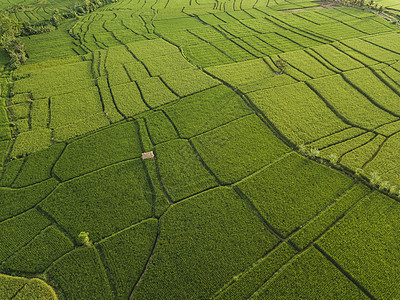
[248,82,349,144]
[0,208,51,263]
[214,242,296,300]
[289,184,370,249]
[0,178,58,222]
[145,111,178,145]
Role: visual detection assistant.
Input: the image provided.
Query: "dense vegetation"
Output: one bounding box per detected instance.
[0,0,400,299]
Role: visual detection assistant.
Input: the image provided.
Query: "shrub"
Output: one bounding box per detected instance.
[370,171,381,186]
[328,153,339,165]
[78,232,92,246]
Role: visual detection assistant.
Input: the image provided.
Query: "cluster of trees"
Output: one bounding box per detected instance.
[0,12,27,69]
[326,0,384,12]
[0,0,120,69]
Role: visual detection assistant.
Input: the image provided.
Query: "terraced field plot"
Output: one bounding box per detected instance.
[1,0,400,299]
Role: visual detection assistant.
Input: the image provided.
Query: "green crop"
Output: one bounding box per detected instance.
[192,114,289,184]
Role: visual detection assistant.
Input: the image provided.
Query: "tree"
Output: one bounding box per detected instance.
[275,58,288,75]
[78,232,92,246]
[0,11,27,68]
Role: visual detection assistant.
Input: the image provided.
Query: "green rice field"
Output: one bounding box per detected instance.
[1,0,400,298]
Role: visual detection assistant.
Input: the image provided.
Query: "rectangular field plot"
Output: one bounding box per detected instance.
[46,247,112,299]
[340,134,386,170]
[189,26,228,42]
[137,77,178,108]
[10,128,53,158]
[311,44,363,72]
[344,18,394,35]
[343,68,400,116]
[258,33,303,53]
[164,85,252,138]
[145,111,179,144]
[40,160,153,242]
[13,61,93,99]
[127,39,177,59]
[309,74,397,130]
[304,22,364,41]
[0,209,51,263]
[205,58,276,86]
[317,192,400,300]
[236,152,354,237]
[0,179,58,222]
[319,132,376,160]
[248,82,349,144]
[191,114,290,184]
[363,32,400,55]
[238,35,281,56]
[341,38,400,63]
[111,82,149,116]
[252,247,368,299]
[182,43,234,68]
[141,53,194,76]
[12,143,65,188]
[213,39,256,62]
[155,139,218,202]
[214,242,296,300]
[289,184,370,250]
[364,131,400,187]
[96,219,158,300]
[1,225,74,274]
[161,68,219,97]
[206,58,297,92]
[53,121,142,181]
[279,50,335,79]
[132,187,280,299]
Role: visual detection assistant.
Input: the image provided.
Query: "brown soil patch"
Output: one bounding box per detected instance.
[142,151,155,160]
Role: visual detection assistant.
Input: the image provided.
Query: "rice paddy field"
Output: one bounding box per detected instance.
[1,0,400,299]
